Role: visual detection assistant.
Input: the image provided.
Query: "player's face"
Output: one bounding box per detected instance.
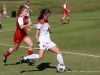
[22,9,28,16]
[27,2,30,6]
[43,13,50,21]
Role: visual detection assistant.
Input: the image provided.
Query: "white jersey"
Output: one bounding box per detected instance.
[36,20,56,50]
[36,20,51,43]
[24,5,29,16]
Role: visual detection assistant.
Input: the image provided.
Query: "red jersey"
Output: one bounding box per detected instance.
[14,15,28,44]
[63,3,69,15]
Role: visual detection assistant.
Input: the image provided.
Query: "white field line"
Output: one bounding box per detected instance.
[0,70,100,73]
[0,43,100,58]
[0,24,36,33]
[0,43,38,49]
[0,29,15,32]
[67,71,100,73]
[62,51,100,58]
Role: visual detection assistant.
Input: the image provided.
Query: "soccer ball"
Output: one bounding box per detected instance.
[56,64,65,72]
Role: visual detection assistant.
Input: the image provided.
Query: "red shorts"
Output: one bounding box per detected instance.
[63,9,68,15]
[13,33,28,44]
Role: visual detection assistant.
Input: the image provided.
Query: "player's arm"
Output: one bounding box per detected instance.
[27,26,32,31]
[29,8,33,13]
[48,27,52,33]
[18,17,32,29]
[35,29,40,44]
[20,22,32,29]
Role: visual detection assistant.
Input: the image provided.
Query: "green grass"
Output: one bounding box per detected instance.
[0,0,100,75]
[0,0,100,15]
[0,11,100,75]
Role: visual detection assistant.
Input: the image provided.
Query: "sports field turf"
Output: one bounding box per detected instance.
[0,0,100,75]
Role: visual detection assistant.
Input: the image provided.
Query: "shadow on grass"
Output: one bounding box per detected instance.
[4,62,21,66]
[4,61,34,66]
[62,23,68,24]
[20,62,56,73]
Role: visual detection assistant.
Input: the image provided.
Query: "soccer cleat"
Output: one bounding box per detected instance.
[60,23,62,25]
[68,22,71,24]
[64,67,71,72]
[3,53,7,63]
[20,56,35,64]
[28,59,35,65]
[20,56,26,64]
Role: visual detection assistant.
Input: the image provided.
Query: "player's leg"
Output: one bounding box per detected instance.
[20,43,45,63]
[67,14,71,24]
[3,43,20,63]
[49,46,71,71]
[23,36,34,55]
[20,50,45,64]
[60,14,66,24]
[67,10,71,24]
[21,43,46,60]
[23,49,44,60]
[60,9,67,24]
[49,46,64,64]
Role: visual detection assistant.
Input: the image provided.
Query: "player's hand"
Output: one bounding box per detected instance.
[31,10,33,13]
[37,40,40,44]
[68,9,70,13]
[49,30,52,33]
[27,26,32,31]
[28,22,32,26]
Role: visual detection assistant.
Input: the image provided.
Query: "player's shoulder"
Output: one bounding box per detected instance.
[17,14,24,18]
[38,20,46,25]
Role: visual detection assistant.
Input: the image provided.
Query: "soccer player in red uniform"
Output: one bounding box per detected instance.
[60,0,71,24]
[3,5,34,63]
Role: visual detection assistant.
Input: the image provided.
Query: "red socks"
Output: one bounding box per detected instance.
[60,19,64,24]
[68,17,71,24]
[4,48,33,57]
[28,50,33,55]
[60,16,71,24]
[4,50,11,57]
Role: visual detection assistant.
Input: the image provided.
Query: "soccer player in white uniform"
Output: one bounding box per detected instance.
[20,9,71,72]
[24,1,33,23]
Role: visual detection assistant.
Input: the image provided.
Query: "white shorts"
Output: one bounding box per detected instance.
[38,42,56,51]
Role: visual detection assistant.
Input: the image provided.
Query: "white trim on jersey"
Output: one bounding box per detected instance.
[63,4,66,9]
[18,17,24,26]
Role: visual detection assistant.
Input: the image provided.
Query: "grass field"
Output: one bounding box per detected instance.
[0,0,100,75]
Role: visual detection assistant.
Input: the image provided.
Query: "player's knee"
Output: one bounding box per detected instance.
[56,49,62,54]
[14,49,18,51]
[39,55,43,59]
[29,44,34,48]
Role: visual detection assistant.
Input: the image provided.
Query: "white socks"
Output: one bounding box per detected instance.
[57,54,64,64]
[24,54,39,60]
[24,53,64,65]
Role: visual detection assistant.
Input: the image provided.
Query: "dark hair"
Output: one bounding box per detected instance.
[26,1,30,3]
[26,1,30,6]
[38,9,51,21]
[17,5,27,16]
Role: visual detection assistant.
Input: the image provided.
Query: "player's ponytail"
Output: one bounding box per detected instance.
[38,9,51,21]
